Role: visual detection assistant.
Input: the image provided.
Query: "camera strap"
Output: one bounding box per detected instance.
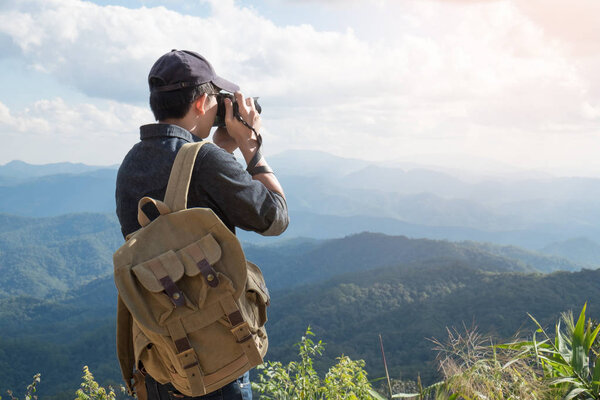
[245,133,274,176]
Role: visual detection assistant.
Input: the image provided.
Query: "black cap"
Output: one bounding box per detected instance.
[148,49,240,93]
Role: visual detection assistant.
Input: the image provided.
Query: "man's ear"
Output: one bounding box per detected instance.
[194,93,209,115]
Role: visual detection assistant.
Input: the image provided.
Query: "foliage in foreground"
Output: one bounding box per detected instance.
[3,367,123,400]
[75,366,122,400]
[253,327,385,399]
[3,373,41,400]
[5,305,598,400]
[396,303,600,400]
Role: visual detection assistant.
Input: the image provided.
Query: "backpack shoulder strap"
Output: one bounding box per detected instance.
[163,141,208,212]
[116,294,135,395]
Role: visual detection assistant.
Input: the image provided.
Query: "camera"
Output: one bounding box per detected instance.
[213,93,262,127]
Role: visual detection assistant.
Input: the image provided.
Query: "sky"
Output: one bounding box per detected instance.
[0,0,598,176]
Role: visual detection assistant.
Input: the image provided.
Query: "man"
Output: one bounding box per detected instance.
[115,49,289,400]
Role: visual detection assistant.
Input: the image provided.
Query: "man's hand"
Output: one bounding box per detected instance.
[224,91,261,147]
[221,91,286,199]
[212,126,238,153]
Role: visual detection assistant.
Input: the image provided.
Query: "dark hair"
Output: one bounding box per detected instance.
[149,80,219,121]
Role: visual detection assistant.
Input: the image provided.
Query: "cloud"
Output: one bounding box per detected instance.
[0,98,153,164]
[0,0,598,173]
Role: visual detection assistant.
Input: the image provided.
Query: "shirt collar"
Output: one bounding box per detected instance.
[139,123,200,142]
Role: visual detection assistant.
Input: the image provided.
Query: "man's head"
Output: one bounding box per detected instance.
[148,50,239,121]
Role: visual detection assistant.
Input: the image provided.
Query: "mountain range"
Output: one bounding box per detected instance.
[1,154,599,399]
[2,154,600,252]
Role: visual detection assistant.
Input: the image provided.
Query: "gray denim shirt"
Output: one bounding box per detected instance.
[115,123,288,238]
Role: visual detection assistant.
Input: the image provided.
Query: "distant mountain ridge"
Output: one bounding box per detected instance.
[0,160,117,184]
[244,231,583,291]
[0,169,117,216]
[541,237,600,267]
[2,157,600,251]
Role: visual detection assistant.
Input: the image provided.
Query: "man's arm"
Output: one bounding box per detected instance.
[194,145,288,236]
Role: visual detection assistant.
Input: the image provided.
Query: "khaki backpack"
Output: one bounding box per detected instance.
[114,141,270,397]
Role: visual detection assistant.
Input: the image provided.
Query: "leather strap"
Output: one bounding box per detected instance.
[186,241,220,288]
[245,134,273,176]
[248,165,273,175]
[147,258,185,307]
[137,197,171,227]
[116,295,136,396]
[167,319,206,395]
[133,370,148,400]
[164,142,207,212]
[220,296,263,366]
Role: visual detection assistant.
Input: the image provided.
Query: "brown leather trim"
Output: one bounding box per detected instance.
[184,361,200,370]
[174,337,192,353]
[197,259,219,287]
[228,310,244,327]
[237,334,252,344]
[159,276,185,307]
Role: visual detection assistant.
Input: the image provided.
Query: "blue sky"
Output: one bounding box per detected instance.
[0,0,599,176]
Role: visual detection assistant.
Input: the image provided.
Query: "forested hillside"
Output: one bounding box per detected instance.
[0,213,122,298]
[1,232,598,399]
[267,263,600,382]
[245,232,584,290]
[0,214,584,299]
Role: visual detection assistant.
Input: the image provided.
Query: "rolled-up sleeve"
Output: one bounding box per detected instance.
[259,192,289,236]
[193,144,289,236]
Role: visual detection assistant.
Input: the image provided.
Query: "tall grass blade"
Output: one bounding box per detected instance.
[585,323,600,353]
[564,387,588,400]
[556,321,568,357]
[550,377,579,385]
[592,354,600,393]
[573,303,587,346]
[572,305,588,377]
[379,334,393,400]
[368,388,388,400]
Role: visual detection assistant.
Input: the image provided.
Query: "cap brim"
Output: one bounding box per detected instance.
[212,75,240,93]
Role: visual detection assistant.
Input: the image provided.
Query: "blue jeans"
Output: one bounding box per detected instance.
[145,372,252,400]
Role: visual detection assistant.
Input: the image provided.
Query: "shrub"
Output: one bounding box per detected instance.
[253,327,385,399]
[3,373,41,400]
[75,366,122,400]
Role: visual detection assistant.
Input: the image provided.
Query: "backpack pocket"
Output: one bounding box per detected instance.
[133,322,173,384]
[127,233,226,322]
[131,250,192,324]
[177,233,233,308]
[243,261,270,330]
